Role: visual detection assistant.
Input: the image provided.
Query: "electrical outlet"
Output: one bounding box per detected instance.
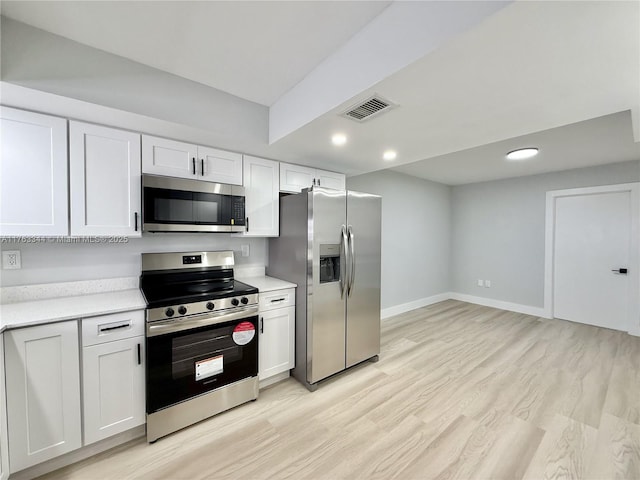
[2,250,21,269]
[477,279,483,287]
[241,244,250,257]
[484,280,491,288]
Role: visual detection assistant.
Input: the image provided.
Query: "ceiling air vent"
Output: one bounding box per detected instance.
[341,95,396,122]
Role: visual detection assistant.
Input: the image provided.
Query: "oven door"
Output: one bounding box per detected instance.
[146,310,258,414]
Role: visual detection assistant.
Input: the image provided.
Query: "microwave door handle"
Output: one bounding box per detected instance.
[347,225,355,297]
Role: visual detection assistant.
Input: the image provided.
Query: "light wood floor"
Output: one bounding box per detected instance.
[40,300,640,480]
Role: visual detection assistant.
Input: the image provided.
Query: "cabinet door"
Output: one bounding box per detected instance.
[241,156,279,237]
[70,122,141,237]
[83,336,145,445]
[316,169,346,191]
[198,146,243,185]
[279,162,316,193]
[5,322,81,473]
[142,135,197,179]
[0,334,8,480]
[259,306,295,380]
[0,106,68,236]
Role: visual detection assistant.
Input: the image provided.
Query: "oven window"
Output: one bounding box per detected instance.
[171,328,240,379]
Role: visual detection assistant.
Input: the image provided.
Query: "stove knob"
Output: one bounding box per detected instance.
[206,302,215,310]
[178,306,187,315]
[165,308,175,317]
[231,298,240,306]
[241,297,249,305]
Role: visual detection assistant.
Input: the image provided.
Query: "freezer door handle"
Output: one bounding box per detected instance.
[347,225,355,297]
[340,224,348,298]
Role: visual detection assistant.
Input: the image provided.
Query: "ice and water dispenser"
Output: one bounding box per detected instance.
[320,244,341,283]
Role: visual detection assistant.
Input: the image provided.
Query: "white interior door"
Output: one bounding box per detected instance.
[553,190,632,331]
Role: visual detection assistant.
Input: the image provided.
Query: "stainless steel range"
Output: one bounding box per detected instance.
[140,251,259,443]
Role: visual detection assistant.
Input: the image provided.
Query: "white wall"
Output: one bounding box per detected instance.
[451,160,640,308]
[347,170,451,315]
[0,235,266,287]
[1,17,268,152]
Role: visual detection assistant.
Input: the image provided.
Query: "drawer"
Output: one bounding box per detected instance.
[82,310,145,346]
[259,288,295,312]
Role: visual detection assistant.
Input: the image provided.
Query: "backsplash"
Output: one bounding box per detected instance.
[0,234,267,288]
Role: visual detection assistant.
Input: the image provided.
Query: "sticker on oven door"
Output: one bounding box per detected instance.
[195,355,223,381]
[232,321,255,345]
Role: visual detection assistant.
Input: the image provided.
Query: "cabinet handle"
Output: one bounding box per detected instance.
[137,343,141,365]
[318,179,321,186]
[270,298,286,303]
[99,322,131,333]
[246,217,249,233]
[134,212,138,232]
[260,317,264,334]
[192,157,196,175]
[313,178,316,186]
[201,158,204,176]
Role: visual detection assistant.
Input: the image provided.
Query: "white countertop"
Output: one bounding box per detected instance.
[0,289,146,332]
[236,275,296,293]
[0,275,294,333]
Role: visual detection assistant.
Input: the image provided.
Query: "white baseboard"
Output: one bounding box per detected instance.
[449,292,548,318]
[381,293,452,319]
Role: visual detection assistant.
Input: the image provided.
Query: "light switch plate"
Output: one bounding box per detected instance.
[241,245,250,257]
[2,250,21,269]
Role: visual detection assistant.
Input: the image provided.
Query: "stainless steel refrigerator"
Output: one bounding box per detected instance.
[267,186,381,391]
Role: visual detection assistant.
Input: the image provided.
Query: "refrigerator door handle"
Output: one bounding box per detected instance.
[347,225,355,297]
[340,224,348,298]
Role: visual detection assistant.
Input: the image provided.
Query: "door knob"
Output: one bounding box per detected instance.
[611,268,628,274]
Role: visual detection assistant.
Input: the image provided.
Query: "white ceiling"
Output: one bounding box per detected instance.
[0,1,391,106]
[1,1,639,185]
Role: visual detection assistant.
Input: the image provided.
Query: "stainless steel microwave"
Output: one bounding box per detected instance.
[142,174,245,233]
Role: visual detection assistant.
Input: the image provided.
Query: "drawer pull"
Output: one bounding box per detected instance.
[270,298,286,303]
[99,322,131,333]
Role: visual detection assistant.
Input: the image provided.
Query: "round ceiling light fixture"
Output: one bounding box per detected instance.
[331,133,347,146]
[383,150,397,161]
[506,147,539,161]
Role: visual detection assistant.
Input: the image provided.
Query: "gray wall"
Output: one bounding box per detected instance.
[347,170,451,311]
[1,17,268,152]
[451,160,640,307]
[0,235,266,287]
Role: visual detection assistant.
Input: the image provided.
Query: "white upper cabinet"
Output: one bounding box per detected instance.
[240,155,279,237]
[0,107,68,236]
[142,135,242,185]
[316,170,347,191]
[279,162,345,193]
[70,122,142,237]
[199,145,243,185]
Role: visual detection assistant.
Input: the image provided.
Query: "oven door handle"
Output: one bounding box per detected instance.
[146,305,259,337]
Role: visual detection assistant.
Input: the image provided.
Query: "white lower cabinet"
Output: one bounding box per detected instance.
[83,337,145,445]
[258,288,295,381]
[82,311,145,445]
[0,334,8,480]
[4,321,82,473]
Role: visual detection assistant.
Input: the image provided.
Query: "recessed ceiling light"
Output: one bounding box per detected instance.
[506,148,539,161]
[331,133,347,146]
[383,150,397,161]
